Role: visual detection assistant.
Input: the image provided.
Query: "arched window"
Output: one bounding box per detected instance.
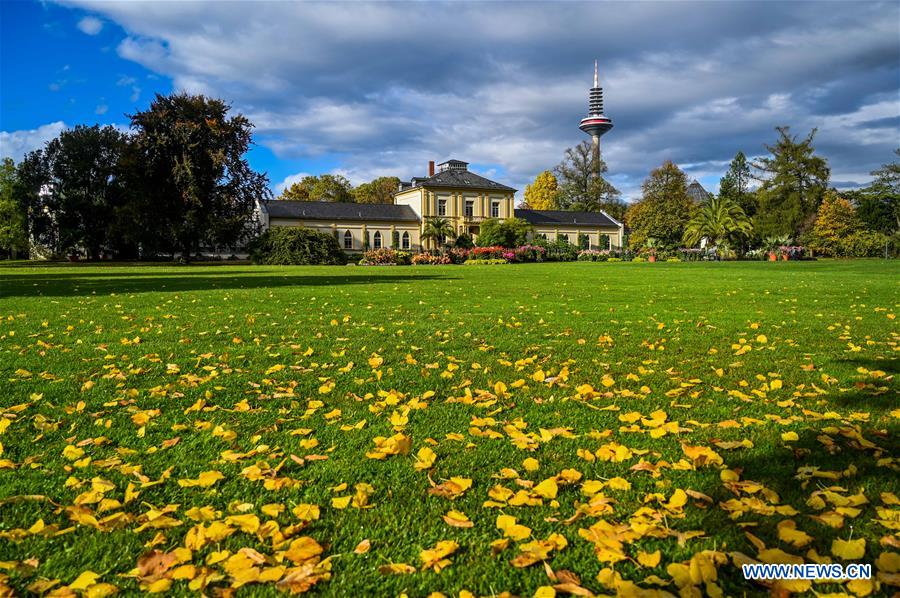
[373,231,382,249]
[343,230,353,249]
[559,233,569,243]
[401,231,410,250]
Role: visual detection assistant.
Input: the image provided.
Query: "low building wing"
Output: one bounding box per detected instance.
[262,200,420,222]
[514,209,620,227]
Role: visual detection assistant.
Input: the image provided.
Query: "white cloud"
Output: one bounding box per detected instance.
[95,104,109,115]
[275,172,311,194]
[57,1,899,200]
[0,121,68,162]
[77,16,103,35]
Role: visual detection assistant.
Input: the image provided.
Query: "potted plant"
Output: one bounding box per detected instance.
[762,236,790,261]
[645,238,658,263]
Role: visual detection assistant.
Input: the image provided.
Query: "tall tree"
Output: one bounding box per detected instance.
[130,93,269,258]
[718,151,756,217]
[0,158,28,258]
[523,170,560,210]
[352,176,399,204]
[279,174,353,202]
[853,148,899,234]
[808,191,861,255]
[624,160,695,248]
[16,125,129,258]
[682,195,753,248]
[554,141,624,218]
[753,126,830,239]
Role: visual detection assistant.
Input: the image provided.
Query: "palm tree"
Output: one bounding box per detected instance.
[421,217,455,250]
[683,196,753,247]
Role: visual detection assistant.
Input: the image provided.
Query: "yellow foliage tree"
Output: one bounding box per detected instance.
[523,170,560,210]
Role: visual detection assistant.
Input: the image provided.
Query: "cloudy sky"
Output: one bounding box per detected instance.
[1,1,898,201]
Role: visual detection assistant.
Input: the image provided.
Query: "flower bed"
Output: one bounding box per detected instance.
[463,259,508,265]
[359,248,412,266]
[411,245,547,265]
[411,253,451,265]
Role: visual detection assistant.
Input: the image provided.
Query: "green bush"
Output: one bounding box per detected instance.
[841,231,889,257]
[250,226,346,265]
[476,218,533,248]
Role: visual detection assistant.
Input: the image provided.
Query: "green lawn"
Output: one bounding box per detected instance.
[0,260,897,597]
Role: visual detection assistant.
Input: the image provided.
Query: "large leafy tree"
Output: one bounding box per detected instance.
[682,196,753,248]
[280,174,353,202]
[624,160,695,248]
[352,176,399,204]
[0,158,28,258]
[523,170,560,210]
[718,151,756,217]
[130,93,269,258]
[753,126,830,239]
[18,125,129,258]
[851,149,899,235]
[476,217,533,248]
[554,141,625,219]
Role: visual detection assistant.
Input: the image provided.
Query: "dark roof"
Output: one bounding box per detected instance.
[262,200,419,222]
[515,209,620,227]
[687,180,711,203]
[405,169,516,192]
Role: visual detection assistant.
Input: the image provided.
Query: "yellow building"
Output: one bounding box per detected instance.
[259,159,624,251]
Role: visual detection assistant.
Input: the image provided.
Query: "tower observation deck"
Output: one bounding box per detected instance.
[579,60,613,176]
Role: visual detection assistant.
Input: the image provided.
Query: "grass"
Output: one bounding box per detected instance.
[0,260,897,596]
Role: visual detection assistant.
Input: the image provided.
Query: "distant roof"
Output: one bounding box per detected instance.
[403,169,516,192]
[262,200,419,222]
[687,180,711,202]
[515,209,620,227]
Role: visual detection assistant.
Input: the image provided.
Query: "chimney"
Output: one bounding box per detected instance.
[428,161,435,177]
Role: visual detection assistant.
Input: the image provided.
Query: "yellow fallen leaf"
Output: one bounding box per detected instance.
[831,538,865,560]
[637,550,661,567]
[177,470,224,488]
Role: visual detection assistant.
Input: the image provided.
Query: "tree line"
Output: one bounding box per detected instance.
[523,127,898,257]
[0,93,269,260]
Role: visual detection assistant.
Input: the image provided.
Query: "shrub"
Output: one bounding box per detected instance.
[534,237,578,262]
[608,257,622,262]
[840,231,889,257]
[359,248,411,265]
[463,259,508,265]
[578,249,609,262]
[250,226,346,265]
[477,218,533,247]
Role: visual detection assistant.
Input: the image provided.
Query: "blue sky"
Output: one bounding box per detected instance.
[2,1,898,202]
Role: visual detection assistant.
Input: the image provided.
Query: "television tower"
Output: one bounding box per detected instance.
[579,60,613,177]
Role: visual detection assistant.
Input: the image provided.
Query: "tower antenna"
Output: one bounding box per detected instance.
[579,61,613,178]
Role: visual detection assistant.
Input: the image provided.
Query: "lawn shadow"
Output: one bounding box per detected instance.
[830,357,899,412]
[0,270,458,298]
[686,418,898,553]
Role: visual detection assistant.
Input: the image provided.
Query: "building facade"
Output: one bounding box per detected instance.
[257,63,624,251]
[259,159,624,252]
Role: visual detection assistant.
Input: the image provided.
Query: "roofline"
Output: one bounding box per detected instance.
[599,209,623,227]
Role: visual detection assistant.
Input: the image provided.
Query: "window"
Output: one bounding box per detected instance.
[438,199,447,216]
[579,233,590,250]
[373,231,382,249]
[537,233,547,240]
[343,230,353,249]
[491,201,500,218]
[558,233,569,243]
[402,231,410,250]
[465,200,474,218]
[600,234,610,250]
